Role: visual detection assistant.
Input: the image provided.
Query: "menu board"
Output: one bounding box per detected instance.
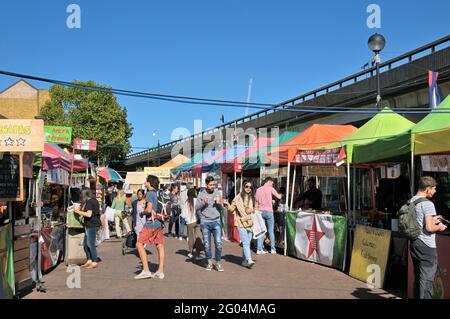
[0,153,23,201]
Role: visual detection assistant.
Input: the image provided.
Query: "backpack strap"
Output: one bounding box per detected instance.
[412,198,429,206]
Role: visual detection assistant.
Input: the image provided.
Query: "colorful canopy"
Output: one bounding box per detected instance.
[171,153,207,176]
[98,167,123,182]
[324,108,415,164]
[265,124,357,164]
[192,149,227,175]
[243,131,300,169]
[413,94,450,155]
[352,95,450,163]
[159,154,190,168]
[201,145,248,173]
[221,137,273,173]
[41,143,88,172]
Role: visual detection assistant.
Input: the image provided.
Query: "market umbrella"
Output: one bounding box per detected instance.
[97,167,123,182]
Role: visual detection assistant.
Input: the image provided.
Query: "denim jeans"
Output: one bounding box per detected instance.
[410,239,438,299]
[84,226,99,261]
[178,216,186,238]
[201,220,222,262]
[237,227,253,262]
[257,211,275,251]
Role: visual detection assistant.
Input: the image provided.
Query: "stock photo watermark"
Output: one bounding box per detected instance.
[367,4,381,29]
[66,4,81,29]
[66,265,81,289]
[366,264,381,289]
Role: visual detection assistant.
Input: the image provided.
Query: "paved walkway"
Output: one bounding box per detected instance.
[25,235,402,299]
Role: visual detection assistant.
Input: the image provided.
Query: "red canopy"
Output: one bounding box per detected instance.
[265,124,357,164]
[42,143,88,172]
[221,137,273,173]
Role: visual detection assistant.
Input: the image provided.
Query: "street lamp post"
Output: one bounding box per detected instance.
[153,131,160,166]
[368,33,386,109]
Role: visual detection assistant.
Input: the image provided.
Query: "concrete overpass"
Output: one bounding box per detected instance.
[123,35,450,171]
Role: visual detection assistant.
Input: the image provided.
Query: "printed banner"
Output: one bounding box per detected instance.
[44,126,72,145]
[294,147,346,164]
[286,211,347,270]
[0,224,15,299]
[421,155,450,172]
[73,138,97,151]
[0,119,44,152]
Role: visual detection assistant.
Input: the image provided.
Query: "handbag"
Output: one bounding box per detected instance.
[251,212,267,239]
[240,214,253,228]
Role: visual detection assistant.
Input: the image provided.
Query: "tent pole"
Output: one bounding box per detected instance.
[284,162,291,257]
[290,165,297,210]
[234,171,237,198]
[410,151,415,197]
[347,162,351,216]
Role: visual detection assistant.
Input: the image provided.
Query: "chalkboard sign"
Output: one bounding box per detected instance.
[0,153,23,201]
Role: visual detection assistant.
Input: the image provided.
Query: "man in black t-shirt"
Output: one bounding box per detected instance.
[295,178,322,210]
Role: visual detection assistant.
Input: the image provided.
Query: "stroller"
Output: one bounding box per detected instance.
[121,207,136,255]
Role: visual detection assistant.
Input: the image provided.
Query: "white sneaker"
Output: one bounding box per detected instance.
[134,270,152,280]
[257,250,268,255]
[178,237,183,241]
[150,272,165,279]
[241,260,255,269]
[270,249,277,254]
[187,253,194,259]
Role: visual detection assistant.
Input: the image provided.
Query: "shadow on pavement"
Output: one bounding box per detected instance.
[222,254,244,266]
[351,288,399,299]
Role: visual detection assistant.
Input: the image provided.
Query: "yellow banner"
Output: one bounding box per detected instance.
[144,167,171,179]
[349,225,391,289]
[0,119,44,152]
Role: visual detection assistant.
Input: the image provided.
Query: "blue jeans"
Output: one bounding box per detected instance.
[84,227,99,261]
[178,217,186,238]
[257,211,275,251]
[201,220,222,262]
[237,227,253,262]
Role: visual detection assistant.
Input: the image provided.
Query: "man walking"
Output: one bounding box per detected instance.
[255,177,282,255]
[410,176,447,299]
[196,176,224,272]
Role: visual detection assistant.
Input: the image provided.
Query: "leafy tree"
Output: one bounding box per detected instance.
[40,81,133,163]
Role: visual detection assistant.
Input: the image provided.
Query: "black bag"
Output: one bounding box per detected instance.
[124,230,137,248]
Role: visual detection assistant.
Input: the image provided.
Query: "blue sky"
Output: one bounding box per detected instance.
[1,0,449,153]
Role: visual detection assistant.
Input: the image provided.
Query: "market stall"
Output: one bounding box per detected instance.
[407,94,450,298]
[264,124,356,254]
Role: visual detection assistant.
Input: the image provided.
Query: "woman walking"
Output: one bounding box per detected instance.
[181,188,204,260]
[132,189,146,236]
[167,184,182,239]
[75,189,101,269]
[226,180,257,268]
[112,189,131,238]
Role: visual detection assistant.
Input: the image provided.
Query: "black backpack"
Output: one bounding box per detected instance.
[397,198,429,240]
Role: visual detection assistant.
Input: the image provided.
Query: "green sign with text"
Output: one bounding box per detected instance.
[44,126,72,145]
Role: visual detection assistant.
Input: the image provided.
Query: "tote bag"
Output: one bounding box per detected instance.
[251,212,267,239]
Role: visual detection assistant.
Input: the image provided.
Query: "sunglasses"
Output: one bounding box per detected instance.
[244,185,253,189]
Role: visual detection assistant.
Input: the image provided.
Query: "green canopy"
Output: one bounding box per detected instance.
[324,107,415,163]
[413,94,450,155]
[243,131,300,169]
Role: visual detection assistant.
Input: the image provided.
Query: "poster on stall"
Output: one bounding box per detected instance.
[349,225,391,289]
[286,212,347,270]
[421,155,450,172]
[0,224,15,299]
[44,126,72,145]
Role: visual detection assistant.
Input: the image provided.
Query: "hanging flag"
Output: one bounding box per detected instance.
[286,212,347,270]
[428,70,441,109]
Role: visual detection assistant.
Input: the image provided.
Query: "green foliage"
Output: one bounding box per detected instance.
[40,81,133,162]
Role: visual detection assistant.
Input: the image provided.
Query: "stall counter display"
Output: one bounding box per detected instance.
[286,211,347,270]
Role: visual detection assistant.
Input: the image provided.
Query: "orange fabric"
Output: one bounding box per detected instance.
[159,154,189,168]
[265,124,357,164]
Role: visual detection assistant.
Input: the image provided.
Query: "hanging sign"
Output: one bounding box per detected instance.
[73,138,97,151]
[44,126,73,145]
[0,119,44,152]
[295,147,346,164]
[0,153,23,201]
[421,155,450,172]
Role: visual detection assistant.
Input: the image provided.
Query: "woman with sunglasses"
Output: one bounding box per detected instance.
[226,180,258,268]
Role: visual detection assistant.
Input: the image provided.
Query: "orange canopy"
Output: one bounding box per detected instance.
[265,124,357,164]
[159,154,189,168]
